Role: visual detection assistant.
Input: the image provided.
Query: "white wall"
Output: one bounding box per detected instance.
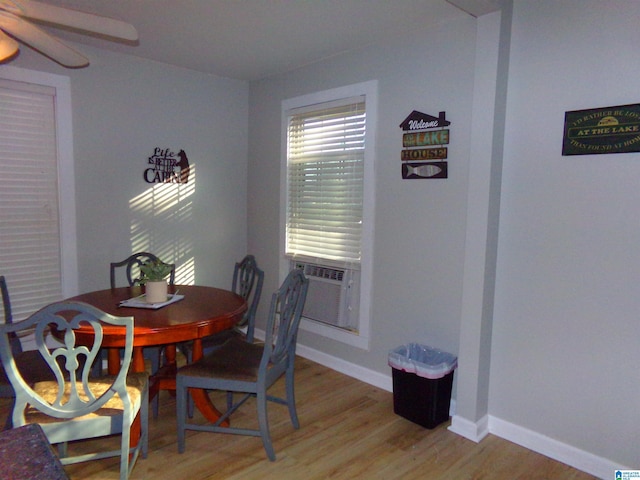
[249,0,639,474]
[491,0,640,470]
[6,45,249,293]
[248,15,477,379]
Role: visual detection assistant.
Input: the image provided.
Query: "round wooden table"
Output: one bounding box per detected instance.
[65,284,247,423]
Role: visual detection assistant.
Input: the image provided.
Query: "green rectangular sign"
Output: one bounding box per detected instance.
[403,130,449,147]
[562,104,640,155]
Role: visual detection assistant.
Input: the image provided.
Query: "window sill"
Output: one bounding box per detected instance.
[299,317,370,350]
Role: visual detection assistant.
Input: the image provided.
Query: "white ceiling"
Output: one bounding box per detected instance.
[18,0,500,81]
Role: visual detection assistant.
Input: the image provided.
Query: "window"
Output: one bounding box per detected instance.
[286,98,365,265]
[0,67,78,322]
[281,81,376,349]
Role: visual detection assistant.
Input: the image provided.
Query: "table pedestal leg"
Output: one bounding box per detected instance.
[164,344,176,366]
[107,347,145,375]
[107,348,120,375]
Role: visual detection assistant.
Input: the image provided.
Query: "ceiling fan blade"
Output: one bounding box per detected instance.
[0,11,88,66]
[8,0,138,41]
[0,27,19,60]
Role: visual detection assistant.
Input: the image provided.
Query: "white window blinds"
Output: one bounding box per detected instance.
[0,79,62,321]
[286,96,366,265]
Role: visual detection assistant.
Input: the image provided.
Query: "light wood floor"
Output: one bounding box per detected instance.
[2,357,597,479]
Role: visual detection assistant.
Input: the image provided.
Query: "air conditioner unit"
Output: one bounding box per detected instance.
[292,261,359,331]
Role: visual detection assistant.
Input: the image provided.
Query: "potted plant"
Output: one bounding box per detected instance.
[139,259,173,303]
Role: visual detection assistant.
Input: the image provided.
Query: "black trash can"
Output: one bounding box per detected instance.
[388,343,457,429]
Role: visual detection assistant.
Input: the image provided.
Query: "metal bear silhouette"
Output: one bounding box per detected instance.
[176,149,190,184]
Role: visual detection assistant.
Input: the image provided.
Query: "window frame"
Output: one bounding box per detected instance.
[280,80,376,350]
[0,66,79,309]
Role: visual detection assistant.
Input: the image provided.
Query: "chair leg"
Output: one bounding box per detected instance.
[57,442,68,459]
[176,377,187,453]
[151,394,160,419]
[124,402,148,480]
[119,419,132,480]
[91,350,105,377]
[180,344,195,418]
[186,394,194,418]
[257,390,275,461]
[150,350,160,419]
[141,385,149,459]
[150,348,160,374]
[285,364,299,429]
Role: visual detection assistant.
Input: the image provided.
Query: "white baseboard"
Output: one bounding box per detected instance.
[448,414,489,442]
[488,416,629,479]
[259,330,626,479]
[254,328,393,391]
[295,342,393,392]
[449,414,629,479]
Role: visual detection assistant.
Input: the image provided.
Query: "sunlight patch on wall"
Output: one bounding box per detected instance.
[128,165,196,284]
[175,256,195,284]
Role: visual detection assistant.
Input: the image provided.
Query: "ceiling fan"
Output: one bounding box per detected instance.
[0,0,137,67]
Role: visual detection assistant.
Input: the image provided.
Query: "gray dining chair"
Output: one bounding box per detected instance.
[0,275,59,430]
[99,252,175,417]
[0,301,149,480]
[182,255,264,361]
[176,268,308,461]
[208,254,264,347]
[108,252,176,374]
[181,255,264,417]
[110,252,176,289]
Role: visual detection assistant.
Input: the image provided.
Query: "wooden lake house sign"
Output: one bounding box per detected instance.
[400,110,450,179]
[144,147,191,184]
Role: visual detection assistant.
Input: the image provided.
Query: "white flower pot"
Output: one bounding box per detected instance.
[145,280,168,303]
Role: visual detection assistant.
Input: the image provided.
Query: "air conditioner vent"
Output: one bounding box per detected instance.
[300,264,344,282]
[292,261,359,331]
